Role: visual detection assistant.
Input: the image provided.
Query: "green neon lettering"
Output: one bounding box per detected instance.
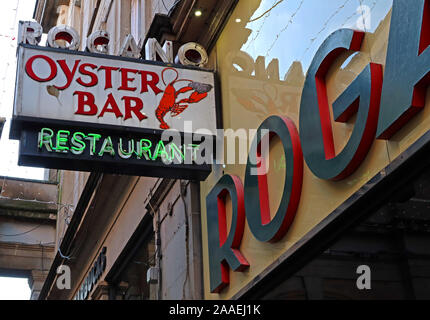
[56,130,70,152]
[189,144,200,161]
[86,133,102,155]
[152,140,169,161]
[98,136,115,156]
[277,155,286,171]
[169,142,185,163]
[119,138,135,159]
[71,132,86,154]
[139,139,152,160]
[38,128,54,151]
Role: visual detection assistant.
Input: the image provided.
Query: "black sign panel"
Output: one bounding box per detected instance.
[18,121,212,181]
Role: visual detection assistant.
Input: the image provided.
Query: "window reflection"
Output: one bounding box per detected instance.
[216,0,393,143]
[262,167,430,300]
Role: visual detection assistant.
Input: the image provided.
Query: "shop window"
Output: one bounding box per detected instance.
[262,167,430,300]
[114,235,156,300]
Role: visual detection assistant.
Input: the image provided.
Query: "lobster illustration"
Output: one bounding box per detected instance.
[155,67,213,129]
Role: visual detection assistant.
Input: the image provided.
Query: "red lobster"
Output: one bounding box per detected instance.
[155,67,213,129]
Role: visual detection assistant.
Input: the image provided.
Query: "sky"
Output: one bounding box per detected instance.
[0,277,31,300]
[0,0,38,301]
[0,0,44,181]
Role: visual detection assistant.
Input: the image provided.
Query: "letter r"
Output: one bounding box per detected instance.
[206,174,249,293]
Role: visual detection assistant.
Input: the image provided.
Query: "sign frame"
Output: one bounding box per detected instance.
[11,43,223,139]
[11,43,223,181]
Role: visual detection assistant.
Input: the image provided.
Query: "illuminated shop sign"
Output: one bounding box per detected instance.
[18,125,211,180]
[206,0,430,293]
[36,127,201,161]
[12,45,217,133]
[11,23,218,180]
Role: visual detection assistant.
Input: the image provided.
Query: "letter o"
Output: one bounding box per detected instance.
[244,115,303,243]
[176,42,208,67]
[47,25,80,50]
[224,51,255,76]
[25,55,57,82]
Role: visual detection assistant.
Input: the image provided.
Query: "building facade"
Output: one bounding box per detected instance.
[33,0,229,300]
[21,0,430,300]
